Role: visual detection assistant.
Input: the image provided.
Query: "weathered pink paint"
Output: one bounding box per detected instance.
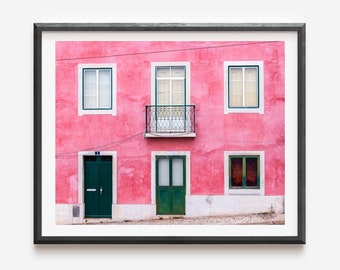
[55,41,285,205]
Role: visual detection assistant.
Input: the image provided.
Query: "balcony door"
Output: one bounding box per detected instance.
[155,66,187,132]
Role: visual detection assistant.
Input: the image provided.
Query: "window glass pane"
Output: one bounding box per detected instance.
[84,70,97,109]
[231,158,243,187]
[244,82,258,107]
[84,70,97,84]
[246,157,258,187]
[172,158,184,186]
[230,67,243,80]
[171,67,185,77]
[99,69,111,81]
[158,158,169,186]
[244,68,258,107]
[229,81,243,107]
[99,92,111,108]
[157,80,170,105]
[84,70,97,106]
[172,80,185,105]
[229,68,243,107]
[84,97,97,108]
[245,67,257,80]
[98,69,111,108]
[156,67,170,77]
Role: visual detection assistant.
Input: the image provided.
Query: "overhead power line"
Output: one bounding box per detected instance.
[56,131,144,157]
[56,41,279,62]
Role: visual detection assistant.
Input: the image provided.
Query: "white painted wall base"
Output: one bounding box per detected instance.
[56,203,157,224]
[186,195,284,217]
[55,204,85,225]
[111,204,156,221]
[56,196,284,224]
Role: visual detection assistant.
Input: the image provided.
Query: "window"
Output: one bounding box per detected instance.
[83,68,111,110]
[230,156,259,188]
[156,66,186,107]
[78,64,116,115]
[229,66,258,108]
[155,66,186,121]
[151,62,190,106]
[224,151,265,195]
[224,61,264,114]
[145,62,195,136]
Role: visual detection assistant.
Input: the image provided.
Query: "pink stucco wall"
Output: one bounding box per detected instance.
[55,41,285,204]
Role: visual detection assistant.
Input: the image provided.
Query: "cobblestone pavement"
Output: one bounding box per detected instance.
[83,213,285,225]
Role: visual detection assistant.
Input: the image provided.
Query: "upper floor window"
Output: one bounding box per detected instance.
[78,64,116,115]
[224,61,264,114]
[151,62,190,106]
[156,66,186,106]
[145,62,195,137]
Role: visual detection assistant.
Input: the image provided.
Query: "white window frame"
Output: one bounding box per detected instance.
[78,63,117,116]
[224,151,265,195]
[151,62,190,105]
[224,61,264,114]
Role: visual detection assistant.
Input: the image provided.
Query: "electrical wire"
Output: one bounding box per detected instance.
[56,41,280,62]
[56,131,144,157]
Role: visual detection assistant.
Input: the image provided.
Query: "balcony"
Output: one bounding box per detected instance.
[145,105,196,137]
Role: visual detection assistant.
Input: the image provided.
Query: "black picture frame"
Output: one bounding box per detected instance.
[34,23,306,245]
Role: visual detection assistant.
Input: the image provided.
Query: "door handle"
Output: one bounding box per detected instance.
[100,187,103,195]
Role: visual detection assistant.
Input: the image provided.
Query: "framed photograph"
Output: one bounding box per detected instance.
[34,23,306,244]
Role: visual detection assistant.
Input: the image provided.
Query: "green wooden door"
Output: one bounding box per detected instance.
[84,156,112,218]
[156,156,185,215]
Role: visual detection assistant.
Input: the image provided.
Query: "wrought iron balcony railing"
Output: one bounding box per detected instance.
[145,105,196,136]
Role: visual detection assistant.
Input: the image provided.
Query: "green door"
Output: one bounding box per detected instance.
[156,156,186,215]
[84,156,112,218]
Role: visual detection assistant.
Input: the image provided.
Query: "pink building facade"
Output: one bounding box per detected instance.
[55,41,285,224]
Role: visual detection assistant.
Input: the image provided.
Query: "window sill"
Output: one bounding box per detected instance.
[224,108,264,114]
[145,132,196,138]
[227,189,263,196]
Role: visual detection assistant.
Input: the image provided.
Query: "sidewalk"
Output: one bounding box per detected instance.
[83,213,285,225]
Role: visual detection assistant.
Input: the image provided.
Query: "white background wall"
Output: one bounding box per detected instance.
[0,0,336,269]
